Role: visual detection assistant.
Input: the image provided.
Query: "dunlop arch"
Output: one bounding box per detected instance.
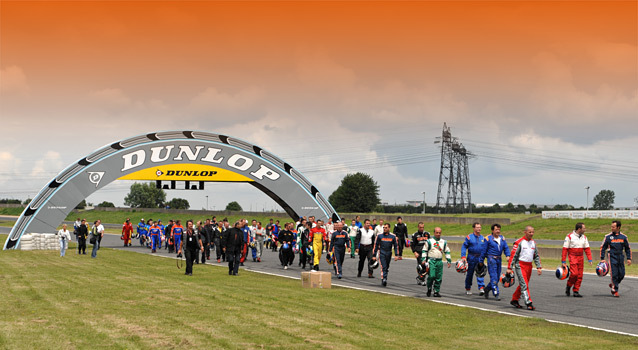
[4,131,339,250]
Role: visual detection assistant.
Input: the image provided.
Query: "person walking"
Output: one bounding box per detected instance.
[479,223,510,300]
[393,217,408,260]
[348,219,359,259]
[58,224,72,257]
[199,220,212,264]
[177,220,204,276]
[213,221,224,262]
[355,219,376,278]
[223,222,244,276]
[148,220,161,253]
[508,226,542,310]
[77,219,88,255]
[421,227,451,297]
[298,221,311,269]
[279,223,296,269]
[600,220,632,297]
[96,219,104,249]
[253,221,266,262]
[309,219,327,271]
[172,220,184,257]
[165,219,174,251]
[372,223,398,287]
[461,222,487,295]
[122,219,133,247]
[562,222,592,297]
[329,222,351,279]
[90,220,102,258]
[411,222,430,285]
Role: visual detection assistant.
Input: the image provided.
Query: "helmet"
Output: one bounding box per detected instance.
[555,266,570,280]
[249,241,255,248]
[500,272,515,288]
[475,262,487,277]
[326,252,334,264]
[282,243,289,250]
[369,259,379,269]
[596,261,609,277]
[455,259,468,273]
[406,239,411,246]
[306,246,313,256]
[417,261,430,275]
[293,246,299,254]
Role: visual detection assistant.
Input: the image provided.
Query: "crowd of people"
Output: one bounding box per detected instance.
[64,215,631,310]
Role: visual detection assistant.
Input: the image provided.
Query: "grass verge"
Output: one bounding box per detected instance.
[0,234,635,349]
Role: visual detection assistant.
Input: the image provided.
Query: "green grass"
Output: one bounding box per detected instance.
[0,234,635,349]
[0,207,23,216]
[67,210,278,227]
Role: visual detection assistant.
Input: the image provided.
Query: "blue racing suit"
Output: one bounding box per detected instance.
[149,225,161,251]
[373,232,398,281]
[461,233,487,291]
[329,229,351,277]
[479,234,510,297]
[600,232,632,292]
[137,222,147,245]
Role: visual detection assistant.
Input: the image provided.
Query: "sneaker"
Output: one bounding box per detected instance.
[526,303,535,311]
[510,300,522,309]
[398,257,403,260]
[357,272,362,278]
[565,285,571,296]
[494,294,501,301]
[338,274,342,279]
[217,259,221,263]
[573,291,582,298]
[368,273,374,278]
[257,258,261,262]
[382,278,387,287]
[284,265,288,270]
[479,288,485,296]
[427,288,432,297]
[240,262,244,266]
[466,290,472,295]
[613,292,619,297]
[433,292,441,297]
[484,290,489,299]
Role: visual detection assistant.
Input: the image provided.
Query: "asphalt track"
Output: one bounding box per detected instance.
[2,226,635,337]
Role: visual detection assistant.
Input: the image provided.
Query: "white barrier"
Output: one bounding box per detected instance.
[542,210,638,219]
[19,233,60,250]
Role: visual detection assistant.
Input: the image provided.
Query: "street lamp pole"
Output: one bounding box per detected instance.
[422,191,426,214]
[205,195,209,211]
[585,186,590,211]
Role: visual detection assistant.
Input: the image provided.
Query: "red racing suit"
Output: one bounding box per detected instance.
[121,222,133,246]
[508,236,541,306]
[561,231,592,292]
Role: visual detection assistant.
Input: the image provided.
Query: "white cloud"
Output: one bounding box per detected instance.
[0,66,30,96]
[30,151,63,178]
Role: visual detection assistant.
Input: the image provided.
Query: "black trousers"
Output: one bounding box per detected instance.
[397,237,405,256]
[184,248,197,274]
[279,247,294,266]
[78,238,86,254]
[201,242,210,262]
[227,250,240,275]
[334,246,346,275]
[300,245,308,268]
[358,244,374,274]
[214,238,222,260]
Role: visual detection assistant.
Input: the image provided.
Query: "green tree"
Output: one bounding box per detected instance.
[23,198,32,205]
[96,201,115,208]
[592,189,615,210]
[124,182,166,208]
[75,199,87,209]
[166,198,190,210]
[225,201,242,211]
[328,173,380,213]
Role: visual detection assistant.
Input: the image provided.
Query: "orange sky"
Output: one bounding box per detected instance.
[2,1,635,101]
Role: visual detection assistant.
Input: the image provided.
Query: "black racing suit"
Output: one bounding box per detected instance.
[299,228,310,269]
[411,231,430,281]
[393,223,408,257]
[278,230,295,266]
[223,227,244,275]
